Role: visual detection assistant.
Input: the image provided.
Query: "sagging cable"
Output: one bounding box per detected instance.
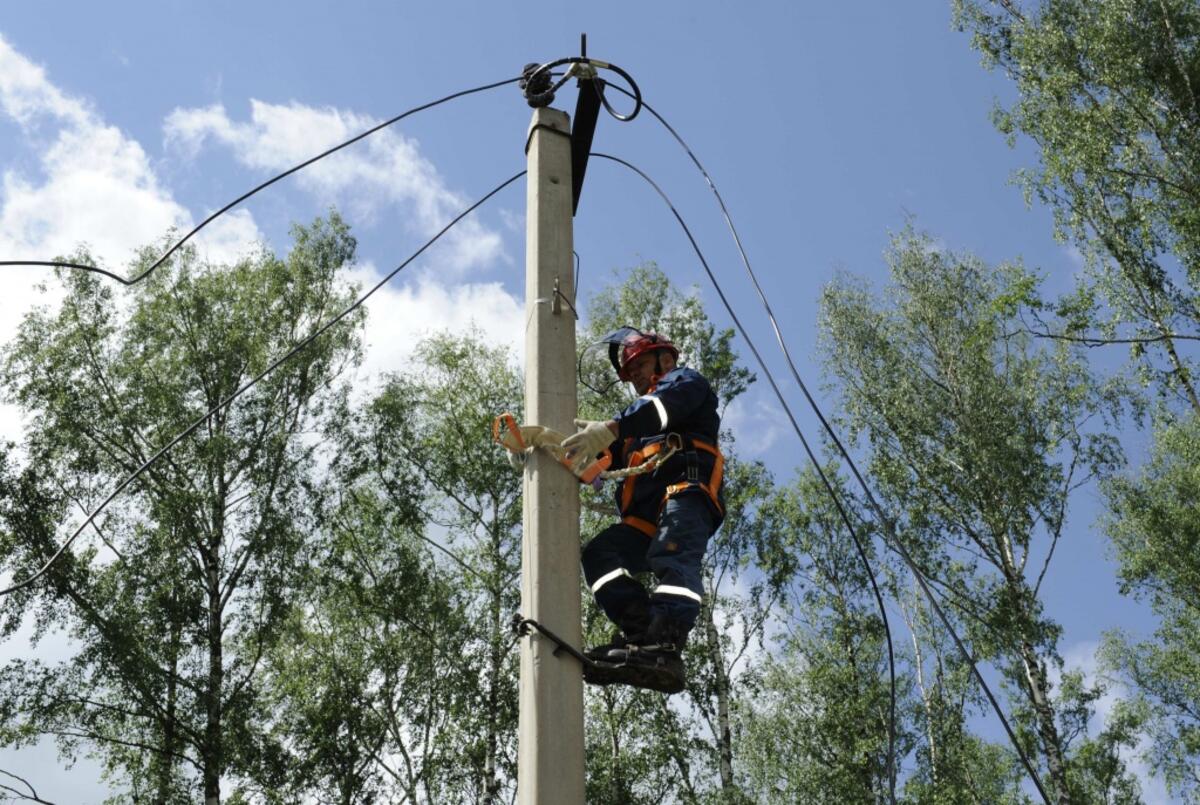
[0,76,522,285]
[609,84,1054,804]
[0,170,526,597]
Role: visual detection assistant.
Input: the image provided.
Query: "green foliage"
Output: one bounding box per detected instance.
[741,467,901,804]
[955,0,1200,411]
[1102,413,1200,800]
[283,328,525,803]
[819,227,1125,800]
[0,213,361,801]
[955,1,1200,797]
[1053,671,1146,803]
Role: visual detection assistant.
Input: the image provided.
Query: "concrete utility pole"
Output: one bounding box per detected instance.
[517,106,584,804]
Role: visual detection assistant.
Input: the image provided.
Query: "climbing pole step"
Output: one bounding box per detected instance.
[511,613,686,695]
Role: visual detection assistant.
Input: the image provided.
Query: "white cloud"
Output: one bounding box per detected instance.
[345,262,524,385]
[0,35,269,448]
[722,391,786,458]
[0,37,88,128]
[164,100,505,276]
[192,208,262,265]
[0,34,264,270]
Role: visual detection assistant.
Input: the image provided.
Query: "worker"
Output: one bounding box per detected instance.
[562,327,724,693]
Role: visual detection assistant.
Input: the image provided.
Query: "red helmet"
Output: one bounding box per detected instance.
[602,327,679,381]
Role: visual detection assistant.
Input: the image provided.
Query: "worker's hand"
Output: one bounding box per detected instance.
[562,419,617,466]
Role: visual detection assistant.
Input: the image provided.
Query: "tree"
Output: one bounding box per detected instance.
[1101,415,1200,801]
[0,214,361,803]
[819,229,1125,803]
[955,0,1200,413]
[896,572,1031,804]
[956,2,1200,797]
[741,466,903,804]
[259,486,465,803]
[271,329,526,803]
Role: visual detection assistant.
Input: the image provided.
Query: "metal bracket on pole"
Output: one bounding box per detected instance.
[571,34,603,216]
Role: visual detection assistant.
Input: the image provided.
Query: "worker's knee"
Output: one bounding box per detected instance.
[582,522,649,581]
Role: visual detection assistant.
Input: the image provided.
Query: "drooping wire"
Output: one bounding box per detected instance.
[591,152,899,803]
[609,85,1054,804]
[572,250,581,303]
[0,76,522,285]
[0,170,526,597]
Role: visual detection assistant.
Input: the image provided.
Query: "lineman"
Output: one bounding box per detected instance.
[562,327,724,693]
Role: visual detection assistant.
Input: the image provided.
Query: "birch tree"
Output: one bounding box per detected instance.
[0,214,362,803]
[819,229,1125,802]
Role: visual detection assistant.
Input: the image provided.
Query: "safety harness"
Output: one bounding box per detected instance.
[616,432,724,536]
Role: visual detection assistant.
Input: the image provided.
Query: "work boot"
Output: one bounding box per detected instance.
[606,613,687,663]
[591,614,688,693]
[583,616,687,695]
[584,600,650,663]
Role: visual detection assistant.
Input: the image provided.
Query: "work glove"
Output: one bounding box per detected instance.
[562,419,616,469]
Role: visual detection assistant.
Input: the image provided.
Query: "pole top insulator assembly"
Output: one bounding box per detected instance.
[520,62,556,108]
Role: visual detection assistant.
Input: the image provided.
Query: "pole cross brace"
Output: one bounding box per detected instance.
[511,613,595,668]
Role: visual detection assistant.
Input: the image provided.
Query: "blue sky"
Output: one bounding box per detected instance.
[0,2,1171,801]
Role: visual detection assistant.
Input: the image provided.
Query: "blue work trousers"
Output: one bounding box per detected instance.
[581,494,716,633]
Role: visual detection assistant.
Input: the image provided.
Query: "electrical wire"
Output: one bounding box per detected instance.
[0,170,525,597]
[0,76,522,285]
[592,152,899,803]
[572,250,581,303]
[522,58,642,121]
[610,84,1053,804]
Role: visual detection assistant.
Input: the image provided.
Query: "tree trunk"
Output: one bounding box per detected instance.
[154,617,182,804]
[702,608,737,797]
[998,536,1070,804]
[204,564,223,805]
[1018,636,1071,805]
[900,594,938,789]
[204,487,226,805]
[483,610,500,805]
[482,525,503,804]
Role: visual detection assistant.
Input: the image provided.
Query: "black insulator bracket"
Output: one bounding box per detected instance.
[571,76,603,216]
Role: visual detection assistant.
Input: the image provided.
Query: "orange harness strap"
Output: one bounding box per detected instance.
[620,436,725,535]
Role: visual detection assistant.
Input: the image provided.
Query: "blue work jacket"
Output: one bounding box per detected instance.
[607,367,724,536]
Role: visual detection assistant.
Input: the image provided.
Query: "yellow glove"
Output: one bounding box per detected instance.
[562,418,616,469]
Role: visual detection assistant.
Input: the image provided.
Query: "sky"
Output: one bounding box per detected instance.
[0,2,1174,801]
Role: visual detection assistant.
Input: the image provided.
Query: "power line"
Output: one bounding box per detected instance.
[0,76,522,285]
[591,152,900,803]
[0,170,525,597]
[611,84,1053,804]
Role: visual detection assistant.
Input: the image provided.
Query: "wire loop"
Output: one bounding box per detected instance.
[521,58,642,122]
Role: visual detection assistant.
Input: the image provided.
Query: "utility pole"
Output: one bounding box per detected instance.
[517,106,584,804]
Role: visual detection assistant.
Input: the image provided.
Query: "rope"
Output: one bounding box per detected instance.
[491,413,678,482]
